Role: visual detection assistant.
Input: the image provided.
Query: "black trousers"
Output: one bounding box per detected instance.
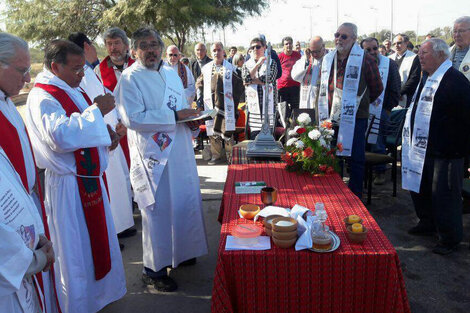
[410,157,464,246]
[278,86,300,120]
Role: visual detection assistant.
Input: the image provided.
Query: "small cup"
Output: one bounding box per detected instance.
[344,216,363,229]
[346,225,368,244]
[261,187,278,206]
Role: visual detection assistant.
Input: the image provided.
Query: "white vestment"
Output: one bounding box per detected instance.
[164,61,196,106]
[0,149,44,313]
[80,65,134,233]
[389,50,417,107]
[114,61,208,271]
[291,55,322,109]
[0,91,59,313]
[25,70,126,313]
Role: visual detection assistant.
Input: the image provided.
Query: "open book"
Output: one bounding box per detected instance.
[177,109,217,123]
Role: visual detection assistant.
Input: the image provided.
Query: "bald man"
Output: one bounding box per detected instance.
[165,45,195,106]
[292,36,326,111]
[190,43,212,81]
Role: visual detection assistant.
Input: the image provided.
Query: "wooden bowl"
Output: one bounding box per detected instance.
[271,217,298,232]
[265,227,272,236]
[239,204,260,220]
[272,229,297,240]
[344,216,363,228]
[263,215,284,229]
[346,225,368,244]
[272,236,297,248]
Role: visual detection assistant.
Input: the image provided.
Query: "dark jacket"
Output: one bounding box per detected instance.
[190,55,212,81]
[411,67,470,158]
[383,58,401,112]
[395,52,421,106]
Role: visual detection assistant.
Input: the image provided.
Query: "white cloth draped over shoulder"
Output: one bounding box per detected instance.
[291,55,321,109]
[389,50,417,107]
[0,148,45,313]
[450,45,470,81]
[114,61,208,272]
[164,61,196,106]
[80,65,134,234]
[25,69,126,313]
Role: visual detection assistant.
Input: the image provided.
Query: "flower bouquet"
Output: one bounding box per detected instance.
[281,113,341,176]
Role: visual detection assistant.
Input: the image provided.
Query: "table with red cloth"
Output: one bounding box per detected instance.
[230,145,282,165]
[212,163,410,313]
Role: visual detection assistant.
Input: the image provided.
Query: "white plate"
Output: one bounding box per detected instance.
[309,230,341,253]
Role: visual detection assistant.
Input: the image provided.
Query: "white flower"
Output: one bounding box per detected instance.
[320,138,328,148]
[326,129,335,136]
[288,129,298,137]
[308,129,321,140]
[286,138,298,146]
[297,113,311,125]
[295,140,305,149]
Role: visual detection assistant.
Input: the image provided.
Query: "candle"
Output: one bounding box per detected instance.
[348,215,360,224]
[352,223,363,233]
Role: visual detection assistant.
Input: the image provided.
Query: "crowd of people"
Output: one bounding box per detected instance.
[1,14,470,313]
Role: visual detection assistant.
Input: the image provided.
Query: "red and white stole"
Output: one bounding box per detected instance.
[35,83,112,281]
[0,105,62,313]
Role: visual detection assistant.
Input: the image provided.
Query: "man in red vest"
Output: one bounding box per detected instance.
[0,32,59,313]
[95,27,134,169]
[25,39,126,313]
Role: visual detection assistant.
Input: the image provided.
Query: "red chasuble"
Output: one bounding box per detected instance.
[0,107,62,313]
[98,55,134,168]
[35,83,112,280]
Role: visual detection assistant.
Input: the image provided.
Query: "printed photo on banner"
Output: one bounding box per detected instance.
[414,128,428,149]
[152,132,172,151]
[420,87,434,102]
[166,95,177,111]
[18,224,35,249]
[346,66,359,79]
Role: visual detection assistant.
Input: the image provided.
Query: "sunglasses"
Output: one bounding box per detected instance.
[334,33,348,40]
[168,53,178,57]
[365,47,378,52]
[251,45,263,50]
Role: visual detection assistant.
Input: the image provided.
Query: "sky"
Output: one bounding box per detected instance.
[205,0,468,46]
[1,0,467,47]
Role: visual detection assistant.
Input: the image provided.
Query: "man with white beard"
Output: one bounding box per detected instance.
[114,27,208,292]
[25,39,126,312]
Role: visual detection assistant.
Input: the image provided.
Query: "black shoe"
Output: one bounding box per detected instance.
[118,227,137,238]
[153,276,178,292]
[179,258,196,267]
[432,244,458,255]
[407,224,436,236]
[142,273,155,286]
[119,243,125,251]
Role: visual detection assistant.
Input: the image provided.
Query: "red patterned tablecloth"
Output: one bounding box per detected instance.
[211,163,410,313]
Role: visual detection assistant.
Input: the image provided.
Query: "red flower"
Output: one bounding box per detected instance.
[330,154,335,160]
[326,166,335,174]
[321,120,333,129]
[282,153,294,166]
[337,142,343,152]
[296,127,307,134]
[302,147,314,158]
[319,164,327,172]
[292,152,299,158]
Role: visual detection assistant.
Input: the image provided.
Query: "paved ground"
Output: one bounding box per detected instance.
[101,154,470,313]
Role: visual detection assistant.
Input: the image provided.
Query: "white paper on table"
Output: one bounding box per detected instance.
[225,235,271,250]
[295,215,318,251]
[253,206,291,222]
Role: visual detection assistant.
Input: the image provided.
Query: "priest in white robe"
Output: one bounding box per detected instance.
[0,32,60,313]
[114,27,208,292]
[0,148,55,313]
[25,39,126,313]
[164,45,195,106]
[68,32,135,238]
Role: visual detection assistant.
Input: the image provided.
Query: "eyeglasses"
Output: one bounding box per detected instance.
[453,28,470,35]
[168,53,179,57]
[365,47,378,52]
[138,41,160,51]
[1,62,31,78]
[74,65,87,75]
[334,33,348,40]
[251,45,262,50]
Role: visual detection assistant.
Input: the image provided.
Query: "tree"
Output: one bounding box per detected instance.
[3,0,114,46]
[102,0,269,52]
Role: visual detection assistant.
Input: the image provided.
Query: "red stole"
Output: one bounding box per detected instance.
[177,62,188,89]
[98,56,133,168]
[35,83,112,280]
[0,105,62,313]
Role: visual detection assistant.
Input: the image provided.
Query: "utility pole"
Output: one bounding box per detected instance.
[390,0,394,41]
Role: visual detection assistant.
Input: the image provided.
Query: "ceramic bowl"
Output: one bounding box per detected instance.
[271,217,298,232]
[263,215,284,229]
[272,236,297,249]
[346,225,368,244]
[272,229,297,240]
[239,204,260,220]
[343,216,363,228]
